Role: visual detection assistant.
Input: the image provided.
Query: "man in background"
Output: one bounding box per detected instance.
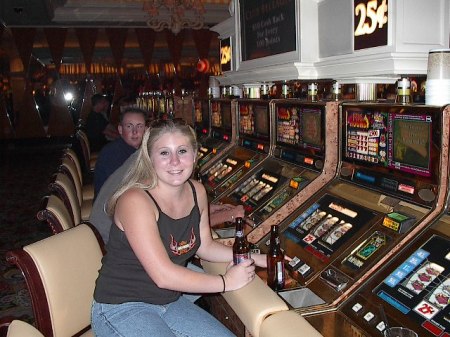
[93,107,147,198]
[85,94,119,152]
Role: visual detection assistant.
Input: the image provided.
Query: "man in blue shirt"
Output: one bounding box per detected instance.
[93,107,147,198]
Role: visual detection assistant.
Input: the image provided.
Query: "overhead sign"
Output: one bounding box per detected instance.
[240,0,297,61]
[220,37,232,72]
[354,0,388,50]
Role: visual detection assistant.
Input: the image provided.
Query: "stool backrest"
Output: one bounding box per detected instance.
[6,224,103,337]
[37,194,75,234]
[6,320,44,337]
[59,157,83,205]
[63,148,83,184]
[48,172,81,225]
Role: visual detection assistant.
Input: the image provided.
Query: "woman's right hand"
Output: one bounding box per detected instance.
[223,259,255,291]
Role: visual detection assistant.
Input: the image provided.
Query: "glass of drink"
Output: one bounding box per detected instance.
[384,327,418,337]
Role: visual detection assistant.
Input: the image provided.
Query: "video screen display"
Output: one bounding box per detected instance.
[255,105,270,139]
[276,105,323,150]
[211,101,222,128]
[222,103,232,129]
[239,103,254,135]
[239,103,270,139]
[194,100,209,125]
[344,110,432,177]
[392,115,430,174]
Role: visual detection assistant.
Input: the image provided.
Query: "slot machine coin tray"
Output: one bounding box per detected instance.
[277,288,325,309]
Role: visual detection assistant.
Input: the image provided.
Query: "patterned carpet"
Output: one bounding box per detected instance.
[0,139,68,323]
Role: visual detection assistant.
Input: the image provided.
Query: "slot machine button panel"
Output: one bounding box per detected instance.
[363,311,375,322]
[352,303,363,313]
[376,321,386,332]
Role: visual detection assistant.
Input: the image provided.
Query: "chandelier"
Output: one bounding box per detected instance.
[143,0,205,35]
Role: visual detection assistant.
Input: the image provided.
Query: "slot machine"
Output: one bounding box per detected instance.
[213,99,339,234]
[254,103,450,324]
[336,218,450,337]
[193,98,211,143]
[200,99,272,200]
[196,98,236,171]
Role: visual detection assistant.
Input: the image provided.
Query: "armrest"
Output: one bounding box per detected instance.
[201,261,289,337]
[260,310,324,337]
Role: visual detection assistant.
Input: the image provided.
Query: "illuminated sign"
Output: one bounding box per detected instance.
[354,0,388,50]
[220,38,232,72]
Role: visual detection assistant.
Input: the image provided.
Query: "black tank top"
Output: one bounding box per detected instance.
[94,180,201,305]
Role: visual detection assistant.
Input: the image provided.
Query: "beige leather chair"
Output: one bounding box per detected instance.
[63,148,95,197]
[6,224,103,337]
[5,320,44,337]
[59,157,93,217]
[201,261,289,337]
[37,194,75,234]
[50,172,92,222]
[260,310,323,337]
[63,148,83,185]
[76,129,98,171]
[49,172,82,224]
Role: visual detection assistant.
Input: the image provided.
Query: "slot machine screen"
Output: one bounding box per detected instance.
[239,104,254,135]
[344,110,432,178]
[222,103,232,129]
[391,114,431,177]
[195,100,209,127]
[211,102,222,128]
[276,105,324,151]
[201,101,209,124]
[255,105,270,140]
[301,108,322,149]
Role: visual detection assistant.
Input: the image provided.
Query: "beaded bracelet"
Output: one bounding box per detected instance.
[219,274,226,293]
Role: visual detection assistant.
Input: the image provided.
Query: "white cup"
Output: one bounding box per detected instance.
[426,49,450,105]
[427,49,450,81]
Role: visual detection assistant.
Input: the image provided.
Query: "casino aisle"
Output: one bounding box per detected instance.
[0,140,63,322]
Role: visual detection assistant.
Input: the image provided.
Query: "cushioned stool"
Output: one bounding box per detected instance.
[5,320,44,337]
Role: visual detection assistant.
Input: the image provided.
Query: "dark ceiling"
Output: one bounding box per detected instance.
[0,0,231,28]
[0,0,231,72]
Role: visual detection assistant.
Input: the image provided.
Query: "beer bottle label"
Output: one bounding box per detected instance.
[234,253,251,265]
[276,261,284,283]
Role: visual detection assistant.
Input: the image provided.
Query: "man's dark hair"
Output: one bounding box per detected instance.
[91,93,107,106]
[119,107,148,123]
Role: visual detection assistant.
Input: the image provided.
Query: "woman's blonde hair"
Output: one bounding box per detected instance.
[107,119,198,215]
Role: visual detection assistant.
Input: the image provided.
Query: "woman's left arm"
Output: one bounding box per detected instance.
[193,181,267,268]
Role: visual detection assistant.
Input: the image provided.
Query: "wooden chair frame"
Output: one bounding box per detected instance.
[36,195,74,234]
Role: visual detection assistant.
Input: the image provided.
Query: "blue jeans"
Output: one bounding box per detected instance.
[91,297,235,337]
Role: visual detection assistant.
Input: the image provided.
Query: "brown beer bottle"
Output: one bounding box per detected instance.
[233,217,251,265]
[267,225,285,290]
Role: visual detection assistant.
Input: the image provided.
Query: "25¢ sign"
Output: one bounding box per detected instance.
[354,0,388,50]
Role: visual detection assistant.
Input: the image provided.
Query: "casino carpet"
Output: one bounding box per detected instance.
[0,140,64,323]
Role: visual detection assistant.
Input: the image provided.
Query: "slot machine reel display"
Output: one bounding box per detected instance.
[196,98,235,171]
[257,103,450,316]
[215,100,335,232]
[200,99,271,201]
